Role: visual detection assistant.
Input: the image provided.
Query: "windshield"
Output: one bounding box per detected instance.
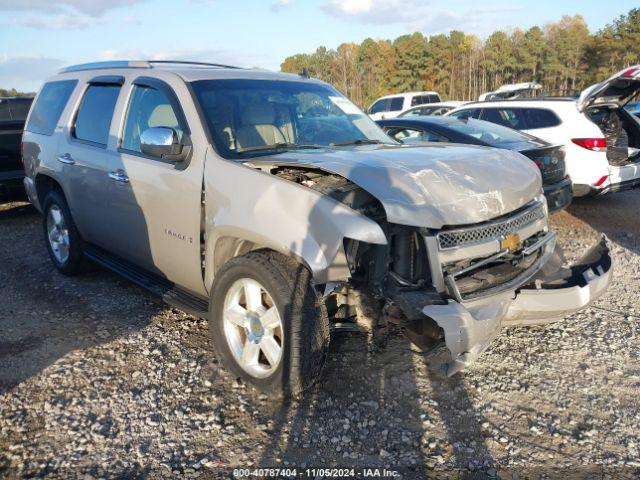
[191,79,392,158]
[445,118,531,146]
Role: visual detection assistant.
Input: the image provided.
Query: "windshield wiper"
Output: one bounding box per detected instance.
[330,139,386,146]
[236,142,325,154]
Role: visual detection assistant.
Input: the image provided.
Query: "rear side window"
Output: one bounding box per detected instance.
[8,98,33,121]
[25,80,77,135]
[523,108,561,129]
[411,96,424,107]
[389,97,404,111]
[481,108,527,129]
[449,108,480,120]
[387,127,447,143]
[73,84,120,146]
[121,85,182,154]
[402,108,423,117]
[428,94,440,103]
[369,98,390,114]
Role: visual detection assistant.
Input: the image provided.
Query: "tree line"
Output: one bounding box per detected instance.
[0,88,34,98]
[281,8,640,108]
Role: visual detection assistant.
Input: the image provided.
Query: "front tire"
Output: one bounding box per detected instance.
[209,250,329,399]
[42,190,85,276]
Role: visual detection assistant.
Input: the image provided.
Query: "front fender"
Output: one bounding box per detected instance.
[204,150,387,290]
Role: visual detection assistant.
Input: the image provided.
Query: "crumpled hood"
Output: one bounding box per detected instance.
[249,144,542,229]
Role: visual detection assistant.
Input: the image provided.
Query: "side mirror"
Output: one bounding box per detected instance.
[140,127,186,161]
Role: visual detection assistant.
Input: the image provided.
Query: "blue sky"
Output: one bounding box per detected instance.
[0,0,637,91]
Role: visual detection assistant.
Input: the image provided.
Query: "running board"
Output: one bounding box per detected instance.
[84,246,210,319]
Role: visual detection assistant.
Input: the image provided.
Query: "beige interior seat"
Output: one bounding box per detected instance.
[273,104,294,143]
[207,101,236,150]
[236,103,286,150]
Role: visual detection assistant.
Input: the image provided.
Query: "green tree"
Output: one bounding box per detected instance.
[280,7,640,107]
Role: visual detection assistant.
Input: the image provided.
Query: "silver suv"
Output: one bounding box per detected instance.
[22,61,613,398]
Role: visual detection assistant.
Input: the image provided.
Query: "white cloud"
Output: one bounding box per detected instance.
[0,0,142,16]
[0,56,64,92]
[20,14,96,30]
[270,0,292,12]
[0,0,145,30]
[321,0,523,35]
[322,0,408,24]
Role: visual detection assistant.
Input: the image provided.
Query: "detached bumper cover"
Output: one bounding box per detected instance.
[504,235,613,325]
[422,235,613,376]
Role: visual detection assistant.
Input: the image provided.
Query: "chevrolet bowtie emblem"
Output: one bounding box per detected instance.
[500,233,521,252]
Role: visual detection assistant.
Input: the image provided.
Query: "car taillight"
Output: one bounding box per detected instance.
[572,138,607,152]
[621,67,640,78]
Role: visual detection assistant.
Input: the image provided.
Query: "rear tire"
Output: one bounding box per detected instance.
[42,190,85,276]
[209,250,329,399]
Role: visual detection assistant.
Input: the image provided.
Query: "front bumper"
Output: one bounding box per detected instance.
[543,176,572,213]
[422,235,613,375]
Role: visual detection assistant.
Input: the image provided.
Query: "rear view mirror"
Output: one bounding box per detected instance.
[140,127,186,161]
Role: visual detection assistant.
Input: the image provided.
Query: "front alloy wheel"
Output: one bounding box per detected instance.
[223,278,284,378]
[209,250,329,398]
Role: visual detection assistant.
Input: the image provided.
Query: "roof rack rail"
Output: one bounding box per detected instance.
[147,60,242,69]
[59,60,242,74]
[59,61,150,73]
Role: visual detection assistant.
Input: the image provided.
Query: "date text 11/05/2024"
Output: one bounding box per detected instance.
[232,467,401,478]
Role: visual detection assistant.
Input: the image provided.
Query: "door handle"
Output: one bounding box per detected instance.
[108,170,129,183]
[57,153,75,165]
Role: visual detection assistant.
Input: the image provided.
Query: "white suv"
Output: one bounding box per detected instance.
[367,91,441,121]
[448,66,640,196]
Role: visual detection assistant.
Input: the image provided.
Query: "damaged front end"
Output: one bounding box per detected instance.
[423,220,612,376]
[342,193,612,377]
[250,158,613,377]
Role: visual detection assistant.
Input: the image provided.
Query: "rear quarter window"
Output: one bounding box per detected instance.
[26,80,78,136]
[523,108,561,129]
[73,84,121,146]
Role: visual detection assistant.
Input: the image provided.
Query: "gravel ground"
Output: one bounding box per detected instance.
[1,191,639,479]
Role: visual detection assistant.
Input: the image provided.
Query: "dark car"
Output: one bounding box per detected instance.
[0,96,33,197]
[378,116,572,213]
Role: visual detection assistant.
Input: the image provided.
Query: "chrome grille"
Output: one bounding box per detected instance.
[437,202,545,250]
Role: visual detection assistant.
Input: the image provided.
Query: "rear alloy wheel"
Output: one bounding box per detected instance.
[46,205,70,265]
[42,190,85,275]
[210,250,329,399]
